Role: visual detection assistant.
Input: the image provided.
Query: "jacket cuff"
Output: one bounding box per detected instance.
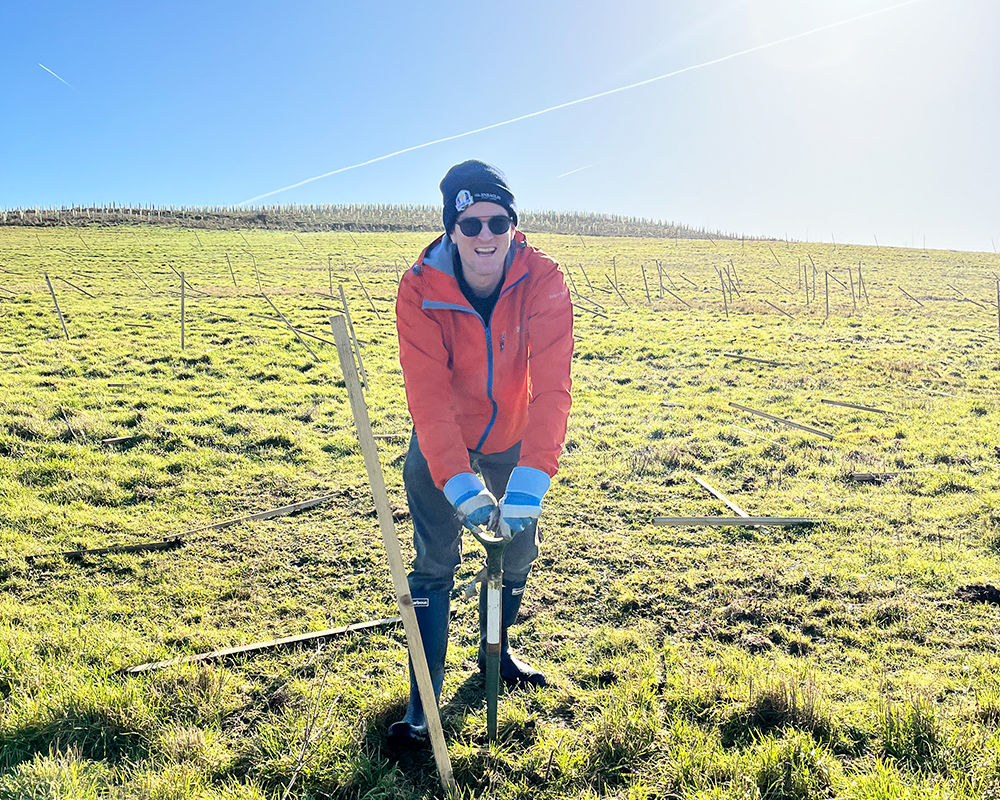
[505,466,551,500]
[443,472,485,507]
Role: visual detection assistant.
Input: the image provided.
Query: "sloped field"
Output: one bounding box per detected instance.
[1,225,998,799]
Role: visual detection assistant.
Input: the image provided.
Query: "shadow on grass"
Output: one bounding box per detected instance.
[0,706,149,771]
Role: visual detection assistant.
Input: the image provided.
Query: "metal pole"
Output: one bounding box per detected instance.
[330,315,456,794]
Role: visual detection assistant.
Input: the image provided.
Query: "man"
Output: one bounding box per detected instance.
[390,160,573,745]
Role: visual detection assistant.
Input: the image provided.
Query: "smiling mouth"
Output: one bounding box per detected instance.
[474,247,497,256]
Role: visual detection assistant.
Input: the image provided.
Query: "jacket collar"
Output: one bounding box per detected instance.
[417,230,527,286]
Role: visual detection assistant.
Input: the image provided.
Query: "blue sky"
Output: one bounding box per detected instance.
[4,0,997,253]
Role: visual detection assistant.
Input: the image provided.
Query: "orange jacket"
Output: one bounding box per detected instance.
[396,230,573,489]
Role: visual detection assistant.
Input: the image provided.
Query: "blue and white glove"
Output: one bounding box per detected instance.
[443,472,498,531]
[498,466,551,540]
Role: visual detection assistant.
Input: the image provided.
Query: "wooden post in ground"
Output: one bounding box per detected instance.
[338,286,368,390]
[580,264,594,292]
[718,268,728,319]
[353,268,381,320]
[824,271,830,320]
[656,259,664,298]
[640,262,651,304]
[44,274,70,340]
[859,264,869,304]
[848,268,857,312]
[180,272,186,349]
[225,253,237,287]
[330,315,456,795]
[328,255,334,297]
[612,256,618,289]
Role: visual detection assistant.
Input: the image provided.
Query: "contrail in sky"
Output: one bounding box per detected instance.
[38,63,72,87]
[239,0,923,205]
[556,164,597,179]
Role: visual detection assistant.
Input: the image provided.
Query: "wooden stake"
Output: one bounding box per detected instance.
[330,315,456,794]
[44,273,70,340]
[328,255,334,296]
[612,256,618,289]
[820,398,894,415]
[693,476,749,517]
[225,253,237,287]
[653,516,821,527]
[640,262,651,304]
[606,274,630,308]
[128,264,156,295]
[729,402,834,440]
[723,353,782,366]
[767,245,781,268]
[899,286,924,307]
[262,293,319,361]
[680,273,698,288]
[353,268,381,319]
[28,536,182,564]
[123,615,401,674]
[180,272,186,349]
[848,268,857,312]
[580,264,594,292]
[664,288,692,309]
[338,286,368,390]
[764,276,793,295]
[53,276,95,298]
[718,268,728,318]
[824,271,830,319]
[859,263,869,303]
[763,299,795,319]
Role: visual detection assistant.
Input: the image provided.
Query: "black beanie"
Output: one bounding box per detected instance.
[440,160,518,233]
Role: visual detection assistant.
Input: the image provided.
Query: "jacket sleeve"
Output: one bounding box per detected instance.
[518,260,574,477]
[395,273,473,489]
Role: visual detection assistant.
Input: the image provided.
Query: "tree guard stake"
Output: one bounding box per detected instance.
[330,314,456,795]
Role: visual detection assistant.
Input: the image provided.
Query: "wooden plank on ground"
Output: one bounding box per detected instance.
[692,477,750,517]
[820,399,894,415]
[723,352,782,367]
[652,516,822,527]
[122,615,401,674]
[26,536,183,563]
[728,402,834,440]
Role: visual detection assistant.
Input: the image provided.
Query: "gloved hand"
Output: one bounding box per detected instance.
[443,472,498,531]
[498,466,551,540]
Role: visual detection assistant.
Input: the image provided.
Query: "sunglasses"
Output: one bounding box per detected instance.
[456,215,512,237]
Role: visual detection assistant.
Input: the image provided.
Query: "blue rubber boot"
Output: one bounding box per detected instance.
[388,587,450,747]
[478,580,547,688]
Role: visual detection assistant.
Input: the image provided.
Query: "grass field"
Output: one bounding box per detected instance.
[1,224,999,799]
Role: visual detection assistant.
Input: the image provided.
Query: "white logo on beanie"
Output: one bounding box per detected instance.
[455,189,473,212]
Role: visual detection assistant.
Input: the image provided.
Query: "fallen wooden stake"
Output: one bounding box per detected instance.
[185,493,339,535]
[820,399,894,415]
[724,352,782,366]
[653,516,821,527]
[899,286,924,306]
[53,276,95,298]
[827,272,849,290]
[665,288,692,309]
[353,268,381,320]
[26,493,340,564]
[262,293,319,362]
[763,299,795,319]
[44,273,70,340]
[250,313,337,346]
[101,435,139,444]
[729,402,834,440]
[26,536,182,563]
[122,615,401,674]
[764,276,793,295]
[849,472,903,483]
[693,477,749,517]
[733,424,780,444]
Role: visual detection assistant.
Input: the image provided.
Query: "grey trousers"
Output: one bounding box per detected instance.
[402,431,540,592]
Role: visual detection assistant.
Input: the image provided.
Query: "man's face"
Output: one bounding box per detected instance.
[450,201,513,296]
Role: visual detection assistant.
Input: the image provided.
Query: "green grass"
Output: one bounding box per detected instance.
[1,224,999,798]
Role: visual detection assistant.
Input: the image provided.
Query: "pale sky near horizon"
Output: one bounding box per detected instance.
[3,0,998,253]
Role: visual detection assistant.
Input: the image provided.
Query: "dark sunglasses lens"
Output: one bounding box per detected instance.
[458,218,483,236]
[487,216,512,235]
